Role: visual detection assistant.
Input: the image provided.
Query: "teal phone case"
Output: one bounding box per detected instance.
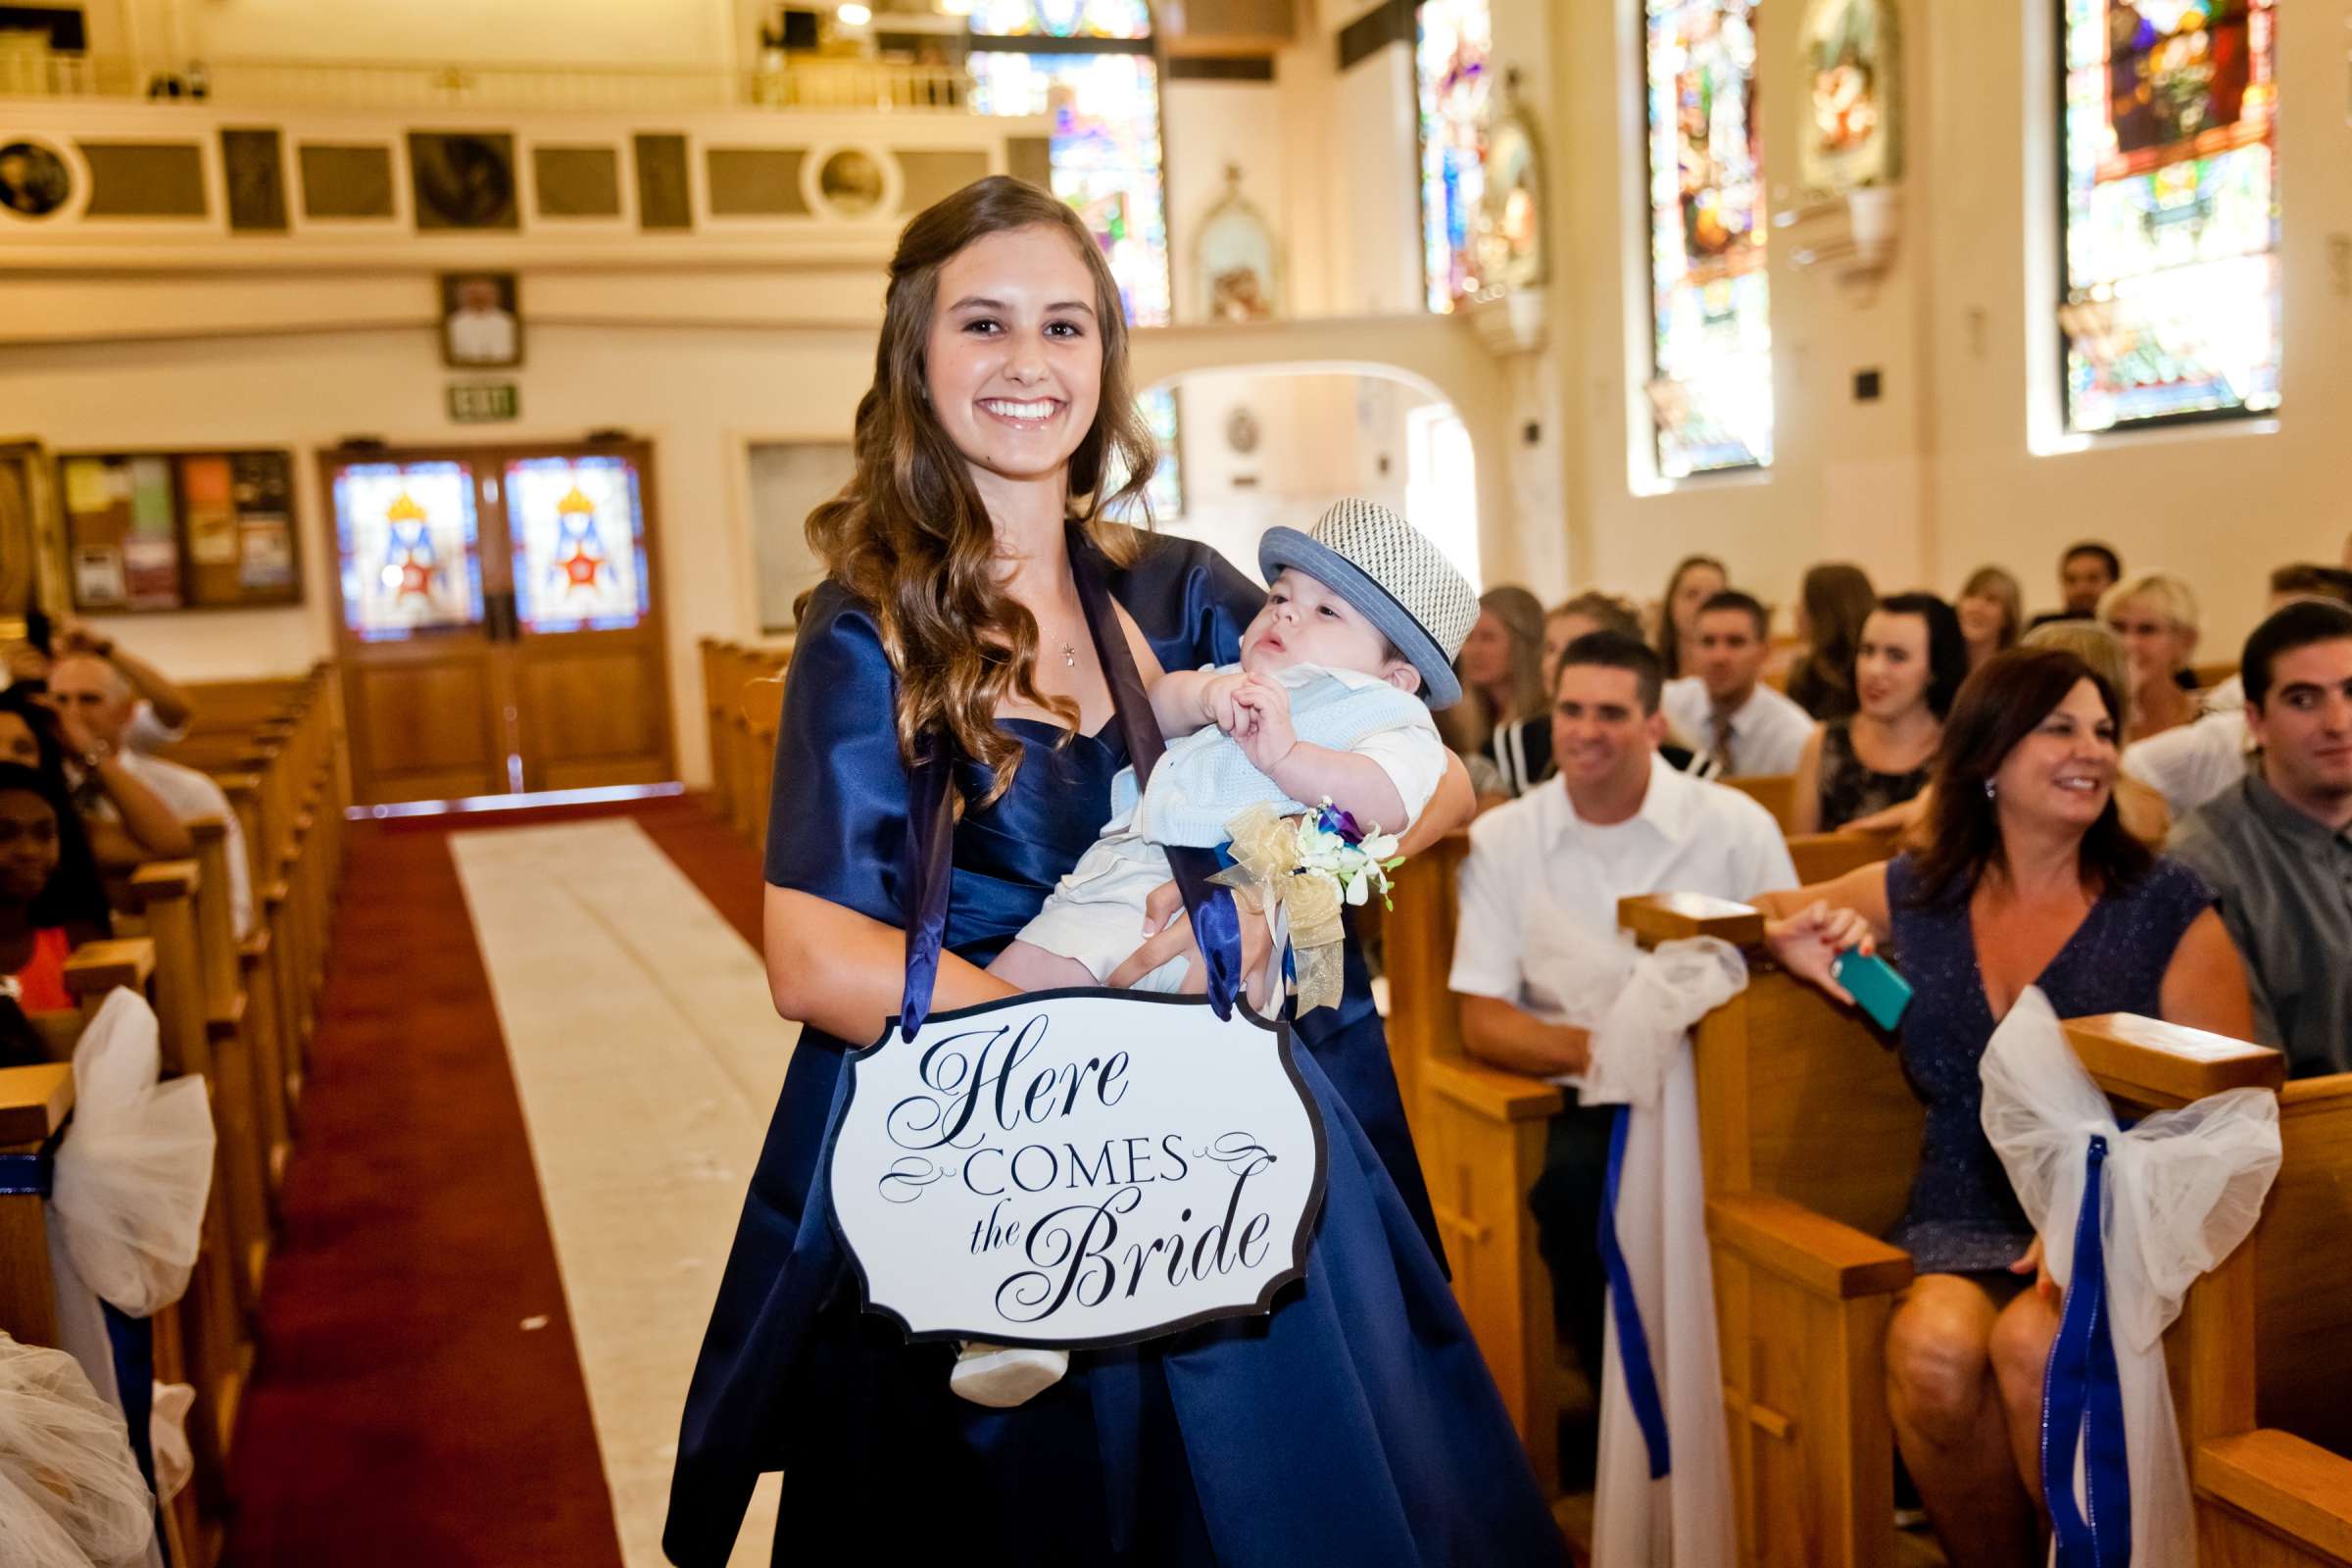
[1832,949,1913,1031]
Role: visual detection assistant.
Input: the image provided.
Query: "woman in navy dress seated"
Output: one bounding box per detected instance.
[1759,647,2252,1568]
[663,176,1564,1567]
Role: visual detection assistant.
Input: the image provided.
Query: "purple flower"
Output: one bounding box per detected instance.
[1316,803,1363,843]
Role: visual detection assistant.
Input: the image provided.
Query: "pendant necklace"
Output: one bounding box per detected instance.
[1061,641,1078,668]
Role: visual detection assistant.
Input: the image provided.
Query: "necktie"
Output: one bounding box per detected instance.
[1708,710,1737,777]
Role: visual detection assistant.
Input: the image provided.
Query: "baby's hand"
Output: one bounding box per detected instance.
[1199,672,1250,735]
[1229,676,1296,773]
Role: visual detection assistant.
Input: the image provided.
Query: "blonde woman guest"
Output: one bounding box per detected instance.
[1541,592,1642,678]
[1655,554,1727,681]
[1955,565,2024,669]
[2100,573,2202,742]
[1791,593,1969,834]
[1786,563,1878,721]
[1759,648,2250,1568]
[1444,584,1552,800]
[663,176,1560,1568]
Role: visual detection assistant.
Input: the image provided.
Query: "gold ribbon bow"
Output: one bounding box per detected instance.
[1209,804,1348,1013]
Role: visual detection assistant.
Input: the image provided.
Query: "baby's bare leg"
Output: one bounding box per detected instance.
[988,940,1103,993]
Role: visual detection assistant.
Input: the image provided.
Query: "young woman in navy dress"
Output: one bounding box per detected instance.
[663,176,1564,1567]
[1761,648,2252,1568]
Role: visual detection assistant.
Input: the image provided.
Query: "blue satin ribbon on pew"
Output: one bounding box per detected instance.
[897,527,1244,1037]
[2040,1133,2132,1568]
[1596,1104,1673,1480]
[0,1137,168,1562]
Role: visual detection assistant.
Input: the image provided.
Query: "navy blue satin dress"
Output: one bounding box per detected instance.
[664,536,1563,1567]
[1884,853,2216,1273]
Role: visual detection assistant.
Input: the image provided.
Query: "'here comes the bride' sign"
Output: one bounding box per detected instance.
[828,992,1327,1348]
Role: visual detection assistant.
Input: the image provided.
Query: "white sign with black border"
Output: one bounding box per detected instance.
[827,990,1327,1348]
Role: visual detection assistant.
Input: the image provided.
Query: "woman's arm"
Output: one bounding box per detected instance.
[1756,862,1893,1004]
[763,884,1017,1043]
[1457,993,1589,1077]
[86,755,194,858]
[2157,907,2255,1040]
[1788,724,1827,835]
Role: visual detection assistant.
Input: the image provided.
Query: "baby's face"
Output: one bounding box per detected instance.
[1240,568,1418,693]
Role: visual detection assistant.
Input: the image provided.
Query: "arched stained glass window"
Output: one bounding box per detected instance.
[1416,0,1492,314]
[968,3,1169,326]
[1644,0,1773,477]
[2059,0,2278,433]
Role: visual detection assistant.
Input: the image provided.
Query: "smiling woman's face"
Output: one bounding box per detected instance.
[922,224,1104,490]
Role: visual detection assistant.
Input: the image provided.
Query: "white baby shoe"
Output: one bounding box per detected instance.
[950,1341,1071,1408]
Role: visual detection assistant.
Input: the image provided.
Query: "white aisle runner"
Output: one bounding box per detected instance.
[451,818,792,1568]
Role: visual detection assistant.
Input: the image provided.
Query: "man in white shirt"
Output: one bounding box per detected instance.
[1660,590,1814,778]
[1450,630,1795,1423]
[48,653,253,936]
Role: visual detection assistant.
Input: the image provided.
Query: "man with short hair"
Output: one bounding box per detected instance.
[2028,540,2123,630]
[48,652,252,936]
[1450,631,1794,1424]
[2170,600,2352,1078]
[1661,589,1814,778]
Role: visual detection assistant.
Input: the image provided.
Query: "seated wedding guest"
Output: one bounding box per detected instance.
[0,682,192,869]
[0,689,128,938]
[1450,630,1794,1447]
[47,654,248,935]
[1759,646,2251,1568]
[0,761,111,1053]
[2169,600,2352,1079]
[1661,589,1814,776]
[2121,564,2352,817]
[1784,562,1877,721]
[7,614,196,753]
[2027,540,2122,631]
[1655,553,1727,682]
[1791,592,1966,833]
[1442,585,1551,802]
[2099,572,2201,741]
[1542,591,1642,675]
[1954,564,2024,669]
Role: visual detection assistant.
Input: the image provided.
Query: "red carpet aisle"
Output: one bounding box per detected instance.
[225,798,782,1566]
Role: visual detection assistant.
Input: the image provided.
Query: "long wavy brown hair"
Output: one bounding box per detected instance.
[803,175,1157,802]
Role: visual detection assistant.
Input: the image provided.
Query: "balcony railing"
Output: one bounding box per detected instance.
[0,48,969,113]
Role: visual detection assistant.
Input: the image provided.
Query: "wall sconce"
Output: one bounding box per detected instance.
[1774,185,1901,285]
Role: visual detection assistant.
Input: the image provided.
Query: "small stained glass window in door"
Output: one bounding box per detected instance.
[968,0,1151,37]
[332,461,484,640]
[2059,0,2279,432]
[507,454,651,634]
[1645,0,1774,477]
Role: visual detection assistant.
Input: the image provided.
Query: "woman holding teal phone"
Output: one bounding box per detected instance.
[1758,647,2252,1568]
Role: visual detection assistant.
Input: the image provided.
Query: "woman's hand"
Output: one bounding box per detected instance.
[2009,1234,2056,1300]
[1108,879,1276,1009]
[1763,900,1876,1004]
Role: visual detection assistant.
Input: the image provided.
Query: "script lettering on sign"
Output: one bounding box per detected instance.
[828,992,1326,1348]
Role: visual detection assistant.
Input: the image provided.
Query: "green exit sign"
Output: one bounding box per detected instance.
[448,382,519,422]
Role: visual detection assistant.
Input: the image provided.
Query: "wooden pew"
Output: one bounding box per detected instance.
[1786,828,1900,887]
[0,942,221,1567]
[740,662,788,856]
[2191,1070,2352,1565]
[695,640,790,848]
[701,638,740,828]
[1724,773,1797,834]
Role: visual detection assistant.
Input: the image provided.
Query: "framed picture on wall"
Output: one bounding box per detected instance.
[55,447,302,612]
[440,270,523,369]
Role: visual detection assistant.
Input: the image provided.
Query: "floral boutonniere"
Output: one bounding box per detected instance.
[1293,802,1405,910]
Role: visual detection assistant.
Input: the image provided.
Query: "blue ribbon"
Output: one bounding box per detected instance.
[0,1143,54,1195]
[2040,1133,2132,1568]
[1596,1104,1672,1479]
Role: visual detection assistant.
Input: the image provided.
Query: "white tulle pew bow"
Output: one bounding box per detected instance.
[0,1335,155,1568]
[1979,988,2281,1568]
[1522,920,1745,1568]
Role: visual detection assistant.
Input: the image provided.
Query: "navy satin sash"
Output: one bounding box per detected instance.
[2040,1133,2132,1568]
[1596,1105,1672,1479]
[896,526,1246,1036]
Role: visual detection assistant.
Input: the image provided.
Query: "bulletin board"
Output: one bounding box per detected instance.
[56,448,303,612]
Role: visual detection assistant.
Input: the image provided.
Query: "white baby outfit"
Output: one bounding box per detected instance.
[1013,660,1447,991]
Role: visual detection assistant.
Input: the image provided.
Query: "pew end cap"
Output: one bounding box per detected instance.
[2063,1012,2286,1108]
[1707,1190,1914,1299]
[2195,1429,2352,1563]
[1618,892,1764,949]
[0,1060,74,1144]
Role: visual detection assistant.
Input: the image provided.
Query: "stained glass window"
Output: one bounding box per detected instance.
[968,9,1169,328]
[506,456,652,635]
[968,0,1150,37]
[2059,0,2278,432]
[1106,386,1182,523]
[1645,0,1774,477]
[1417,0,1493,313]
[331,461,484,641]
